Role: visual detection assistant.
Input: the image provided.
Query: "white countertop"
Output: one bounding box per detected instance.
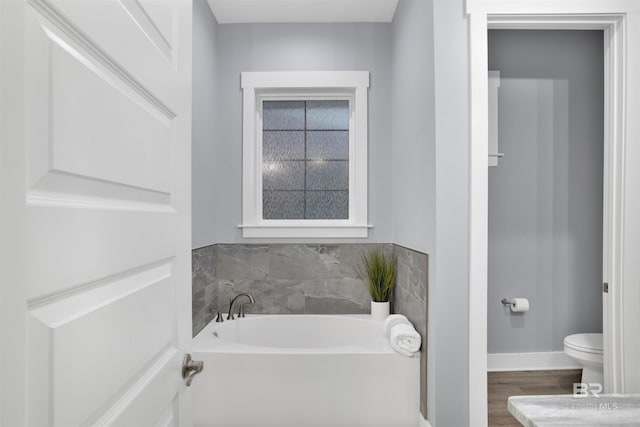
[508,394,640,426]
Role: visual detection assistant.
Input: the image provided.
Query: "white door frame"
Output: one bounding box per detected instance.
[467,1,640,425]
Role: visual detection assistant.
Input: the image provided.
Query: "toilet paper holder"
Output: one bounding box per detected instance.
[501,297,530,313]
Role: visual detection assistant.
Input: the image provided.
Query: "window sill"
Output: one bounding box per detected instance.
[238,224,372,238]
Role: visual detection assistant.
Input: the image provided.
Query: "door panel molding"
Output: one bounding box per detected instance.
[27,263,176,426]
[1,0,193,425]
[28,0,175,119]
[27,5,175,198]
[119,0,173,61]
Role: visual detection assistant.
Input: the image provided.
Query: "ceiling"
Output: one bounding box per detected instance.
[206,0,399,24]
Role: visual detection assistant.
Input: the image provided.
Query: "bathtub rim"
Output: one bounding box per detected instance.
[192,313,421,357]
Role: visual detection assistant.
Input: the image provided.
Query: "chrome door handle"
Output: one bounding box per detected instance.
[182,353,204,386]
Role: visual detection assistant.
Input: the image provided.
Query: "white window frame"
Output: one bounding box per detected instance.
[240,71,370,238]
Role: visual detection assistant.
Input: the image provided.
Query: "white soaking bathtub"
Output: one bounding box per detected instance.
[192,314,420,427]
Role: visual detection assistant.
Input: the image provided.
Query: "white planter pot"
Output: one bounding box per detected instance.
[370,301,390,321]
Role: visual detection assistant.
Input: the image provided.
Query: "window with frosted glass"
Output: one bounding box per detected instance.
[262,100,349,220]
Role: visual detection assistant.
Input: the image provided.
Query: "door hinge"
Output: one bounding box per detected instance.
[603,282,609,293]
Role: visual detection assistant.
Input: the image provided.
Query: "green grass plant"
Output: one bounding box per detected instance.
[355,249,397,302]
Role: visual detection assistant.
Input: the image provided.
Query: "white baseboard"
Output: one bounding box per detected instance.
[418,413,432,427]
[488,351,580,372]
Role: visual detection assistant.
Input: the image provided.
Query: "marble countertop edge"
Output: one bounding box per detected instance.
[508,394,640,427]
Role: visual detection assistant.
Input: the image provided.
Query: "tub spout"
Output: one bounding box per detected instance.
[227,293,255,320]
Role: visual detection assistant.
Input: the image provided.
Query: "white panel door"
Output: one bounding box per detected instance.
[0,0,193,425]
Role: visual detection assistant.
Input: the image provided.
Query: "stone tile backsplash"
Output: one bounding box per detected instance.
[216,244,388,316]
[192,244,218,334]
[192,243,427,336]
[393,244,428,340]
[393,244,429,416]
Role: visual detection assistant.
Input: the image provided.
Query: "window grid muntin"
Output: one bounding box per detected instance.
[259,96,352,221]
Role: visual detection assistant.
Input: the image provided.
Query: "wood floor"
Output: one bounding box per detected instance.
[488,369,582,427]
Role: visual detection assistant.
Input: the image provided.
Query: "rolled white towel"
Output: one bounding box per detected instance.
[389,323,421,357]
[383,314,410,338]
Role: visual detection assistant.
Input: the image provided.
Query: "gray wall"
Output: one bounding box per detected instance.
[390,0,438,423]
[213,22,393,244]
[431,0,471,425]
[487,30,604,353]
[192,0,219,249]
[391,0,436,256]
[192,5,439,249]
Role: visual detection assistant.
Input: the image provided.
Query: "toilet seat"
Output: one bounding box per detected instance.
[564,333,603,355]
[564,333,604,385]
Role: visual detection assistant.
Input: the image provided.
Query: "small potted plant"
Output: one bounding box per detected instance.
[356,249,397,320]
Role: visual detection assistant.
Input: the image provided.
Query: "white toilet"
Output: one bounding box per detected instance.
[564,333,604,385]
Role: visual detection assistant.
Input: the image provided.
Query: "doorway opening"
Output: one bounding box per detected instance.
[486,29,604,426]
[467,12,626,426]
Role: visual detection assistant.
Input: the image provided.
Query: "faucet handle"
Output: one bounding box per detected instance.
[226,299,235,320]
[215,310,224,323]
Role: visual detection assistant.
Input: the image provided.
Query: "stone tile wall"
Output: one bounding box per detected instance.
[215,243,391,317]
[193,243,427,333]
[393,244,429,417]
[192,245,218,334]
